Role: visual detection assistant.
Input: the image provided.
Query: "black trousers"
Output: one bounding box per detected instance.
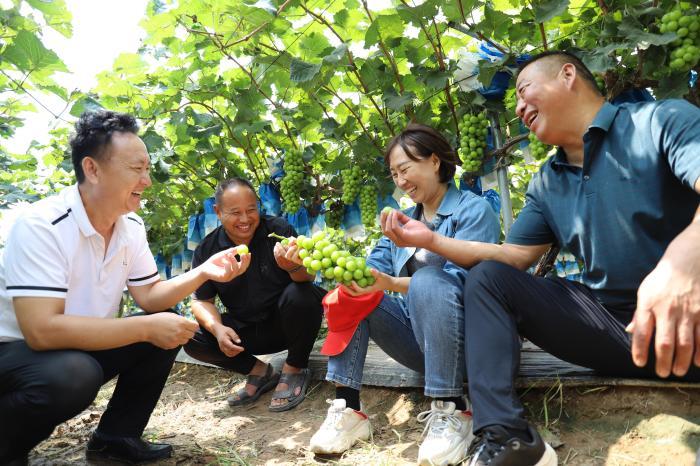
[184,282,325,374]
[463,261,700,432]
[0,339,178,462]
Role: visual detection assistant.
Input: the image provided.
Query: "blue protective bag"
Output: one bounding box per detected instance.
[378,193,400,211]
[187,214,202,251]
[202,197,219,236]
[182,248,193,271]
[171,253,183,277]
[342,201,364,237]
[155,253,168,280]
[285,207,311,237]
[259,182,282,216]
[460,175,483,196]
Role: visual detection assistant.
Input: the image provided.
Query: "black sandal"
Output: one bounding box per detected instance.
[268,368,311,412]
[227,364,280,407]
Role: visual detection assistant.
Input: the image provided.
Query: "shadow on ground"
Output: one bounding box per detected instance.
[30,363,700,465]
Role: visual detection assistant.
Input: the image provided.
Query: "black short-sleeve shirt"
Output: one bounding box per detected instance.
[192,215,296,325]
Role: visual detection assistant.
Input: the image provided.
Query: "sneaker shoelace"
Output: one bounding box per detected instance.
[466,429,506,463]
[322,399,346,430]
[416,408,464,439]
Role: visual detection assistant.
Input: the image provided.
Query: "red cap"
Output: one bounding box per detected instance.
[320,286,384,356]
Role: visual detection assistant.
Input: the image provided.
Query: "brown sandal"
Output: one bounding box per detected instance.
[227,364,280,407]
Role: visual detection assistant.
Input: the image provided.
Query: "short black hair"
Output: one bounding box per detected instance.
[69,110,140,183]
[518,50,601,95]
[214,177,257,205]
[384,123,457,183]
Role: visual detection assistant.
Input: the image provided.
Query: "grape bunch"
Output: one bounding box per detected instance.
[341,166,362,204]
[458,112,490,173]
[280,150,304,213]
[594,74,606,94]
[325,202,344,229]
[270,230,376,287]
[528,132,551,160]
[359,184,378,227]
[658,6,700,72]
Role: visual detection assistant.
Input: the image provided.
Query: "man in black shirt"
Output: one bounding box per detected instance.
[184,178,325,412]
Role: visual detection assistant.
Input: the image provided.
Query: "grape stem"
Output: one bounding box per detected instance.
[267,232,289,241]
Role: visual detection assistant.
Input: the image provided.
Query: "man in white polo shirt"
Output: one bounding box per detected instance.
[0,110,248,465]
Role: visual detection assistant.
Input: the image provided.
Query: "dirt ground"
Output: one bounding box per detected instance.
[30,363,700,465]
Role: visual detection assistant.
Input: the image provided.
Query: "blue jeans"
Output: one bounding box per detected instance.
[326,266,465,398]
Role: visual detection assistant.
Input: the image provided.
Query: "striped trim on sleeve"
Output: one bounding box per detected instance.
[128,271,159,283]
[6,285,68,292]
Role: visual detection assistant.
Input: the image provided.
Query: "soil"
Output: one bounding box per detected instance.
[30,363,700,465]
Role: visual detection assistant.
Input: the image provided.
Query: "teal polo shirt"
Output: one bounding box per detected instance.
[507,99,700,308]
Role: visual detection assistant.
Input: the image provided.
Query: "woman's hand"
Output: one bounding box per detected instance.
[381,209,435,249]
[341,269,394,296]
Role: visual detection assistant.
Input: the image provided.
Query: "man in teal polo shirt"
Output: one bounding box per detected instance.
[382,51,700,466]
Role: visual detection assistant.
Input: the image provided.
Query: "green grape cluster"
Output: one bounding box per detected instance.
[272,230,376,287]
[594,74,605,94]
[325,202,344,229]
[280,150,304,213]
[458,112,490,173]
[528,132,551,160]
[359,184,378,227]
[341,166,362,204]
[658,7,700,72]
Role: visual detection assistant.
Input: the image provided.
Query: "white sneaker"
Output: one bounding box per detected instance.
[417,400,474,466]
[309,399,371,454]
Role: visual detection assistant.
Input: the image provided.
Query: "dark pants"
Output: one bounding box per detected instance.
[184,282,325,374]
[0,338,178,462]
[463,260,700,432]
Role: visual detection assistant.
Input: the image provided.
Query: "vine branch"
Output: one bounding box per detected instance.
[300,2,395,135]
[321,84,383,153]
[361,0,413,118]
[538,23,548,50]
[0,69,67,121]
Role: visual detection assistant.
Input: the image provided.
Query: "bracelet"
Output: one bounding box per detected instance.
[287,265,304,274]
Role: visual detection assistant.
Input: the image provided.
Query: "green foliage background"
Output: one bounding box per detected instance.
[2,0,699,255]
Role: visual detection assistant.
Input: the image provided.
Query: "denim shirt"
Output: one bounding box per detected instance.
[366,182,501,286]
[507,100,700,308]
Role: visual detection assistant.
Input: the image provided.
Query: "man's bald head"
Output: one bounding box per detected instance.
[518,51,602,96]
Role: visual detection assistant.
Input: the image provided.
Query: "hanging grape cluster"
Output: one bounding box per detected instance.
[270,230,376,287]
[359,184,378,227]
[658,6,700,72]
[280,150,304,213]
[325,202,344,229]
[341,166,362,204]
[594,73,606,94]
[528,132,551,160]
[458,112,490,173]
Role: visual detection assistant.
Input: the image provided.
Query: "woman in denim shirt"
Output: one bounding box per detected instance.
[309,124,500,465]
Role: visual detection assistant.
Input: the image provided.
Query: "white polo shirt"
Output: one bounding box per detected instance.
[0,184,160,342]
